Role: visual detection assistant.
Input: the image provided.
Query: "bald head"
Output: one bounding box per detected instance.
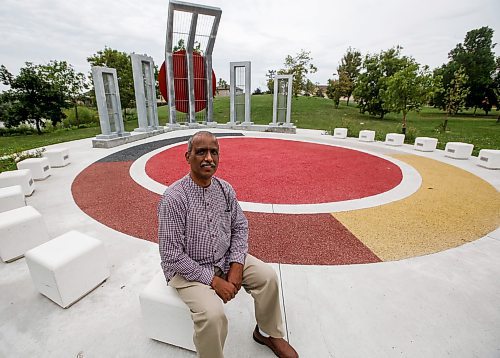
[187,131,217,154]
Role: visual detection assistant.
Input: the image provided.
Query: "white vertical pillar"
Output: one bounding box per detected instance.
[271,74,293,127]
[91,66,130,139]
[230,61,252,125]
[131,54,159,132]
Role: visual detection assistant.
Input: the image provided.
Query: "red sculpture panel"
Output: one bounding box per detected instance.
[158,50,216,113]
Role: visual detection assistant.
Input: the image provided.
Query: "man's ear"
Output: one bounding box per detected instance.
[185,151,190,162]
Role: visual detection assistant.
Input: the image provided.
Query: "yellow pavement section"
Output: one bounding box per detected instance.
[333,155,500,261]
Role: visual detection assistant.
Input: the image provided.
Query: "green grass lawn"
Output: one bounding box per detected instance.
[1,95,499,172]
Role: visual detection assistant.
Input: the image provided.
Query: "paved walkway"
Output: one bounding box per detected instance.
[1,128,499,358]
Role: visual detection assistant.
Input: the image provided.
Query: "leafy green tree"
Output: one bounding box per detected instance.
[304,79,316,96]
[266,70,276,94]
[493,57,500,123]
[337,48,362,106]
[279,50,318,97]
[353,46,408,118]
[39,60,88,126]
[217,78,228,88]
[381,59,434,133]
[0,63,68,134]
[87,47,135,113]
[447,26,497,112]
[326,78,341,108]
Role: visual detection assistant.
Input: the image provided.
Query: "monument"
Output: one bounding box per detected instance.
[162,0,222,127]
[271,74,294,128]
[131,53,160,132]
[229,61,252,126]
[91,66,130,140]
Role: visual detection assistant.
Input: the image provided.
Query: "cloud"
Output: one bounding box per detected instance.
[0,0,498,92]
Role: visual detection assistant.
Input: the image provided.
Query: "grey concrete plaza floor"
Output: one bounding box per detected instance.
[1,128,499,358]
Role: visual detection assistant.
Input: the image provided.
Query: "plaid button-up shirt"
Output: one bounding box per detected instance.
[158,174,248,285]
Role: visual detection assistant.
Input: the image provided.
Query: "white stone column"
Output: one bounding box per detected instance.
[131,54,159,132]
[271,74,293,127]
[229,61,252,126]
[91,66,130,139]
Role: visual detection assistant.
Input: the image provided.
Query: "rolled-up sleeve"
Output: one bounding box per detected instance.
[158,193,214,285]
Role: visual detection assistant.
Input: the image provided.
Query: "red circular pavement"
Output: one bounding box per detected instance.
[145,137,402,204]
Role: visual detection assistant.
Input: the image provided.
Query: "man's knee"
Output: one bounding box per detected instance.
[199,304,227,328]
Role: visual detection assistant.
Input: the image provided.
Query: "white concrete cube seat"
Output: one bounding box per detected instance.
[444,142,474,159]
[0,206,49,262]
[333,128,348,139]
[25,230,110,308]
[0,169,35,196]
[17,157,51,180]
[477,149,500,169]
[385,133,405,146]
[359,130,375,142]
[43,148,70,167]
[0,185,26,213]
[414,137,438,152]
[140,272,196,351]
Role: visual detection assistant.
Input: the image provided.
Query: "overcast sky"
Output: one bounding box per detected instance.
[1,0,499,92]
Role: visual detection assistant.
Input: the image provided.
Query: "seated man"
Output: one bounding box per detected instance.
[158,131,298,358]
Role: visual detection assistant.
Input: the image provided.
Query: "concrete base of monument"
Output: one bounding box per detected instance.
[218,123,296,134]
[92,129,165,149]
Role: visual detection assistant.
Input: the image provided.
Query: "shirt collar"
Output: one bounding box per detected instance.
[185,174,215,193]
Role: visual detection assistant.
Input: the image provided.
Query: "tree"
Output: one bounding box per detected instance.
[304,79,316,96]
[266,70,276,94]
[39,60,88,126]
[87,47,135,113]
[274,50,317,97]
[353,46,408,118]
[447,26,497,112]
[381,59,434,133]
[326,78,342,108]
[0,63,68,134]
[217,78,228,88]
[337,48,362,106]
[493,57,500,123]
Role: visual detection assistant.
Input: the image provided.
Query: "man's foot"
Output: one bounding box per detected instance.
[252,325,299,358]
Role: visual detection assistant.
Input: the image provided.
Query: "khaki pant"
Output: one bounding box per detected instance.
[169,254,285,358]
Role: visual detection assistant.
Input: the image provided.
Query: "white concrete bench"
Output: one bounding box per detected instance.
[0,185,26,213]
[25,230,110,308]
[140,272,196,351]
[444,142,474,159]
[477,149,500,169]
[0,206,49,262]
[333,128,348,139]
[17,157,51,180]
[43,148,70,167]
[385,133,405,146]
[359,130,375,142]
[0,169,35,196]
[414,137,438,152]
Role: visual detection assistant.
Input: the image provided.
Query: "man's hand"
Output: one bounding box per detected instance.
[211,276,238,303]
[227,262,244,291]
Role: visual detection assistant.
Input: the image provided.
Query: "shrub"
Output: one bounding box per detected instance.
[0,148,45,173]
[0,123,39,137]
[63,106,99,127]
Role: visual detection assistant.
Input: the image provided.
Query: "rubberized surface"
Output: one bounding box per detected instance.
[71,136,500,265]
[145,137,403,204]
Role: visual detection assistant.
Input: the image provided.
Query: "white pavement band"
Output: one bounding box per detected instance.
[129,135,422,214]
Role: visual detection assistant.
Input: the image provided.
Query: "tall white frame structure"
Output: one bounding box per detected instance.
[91,66,130,139]
[271,74,293,127]
[165,0,222,127]
[229,61,252,125]
[131,54,160,132]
